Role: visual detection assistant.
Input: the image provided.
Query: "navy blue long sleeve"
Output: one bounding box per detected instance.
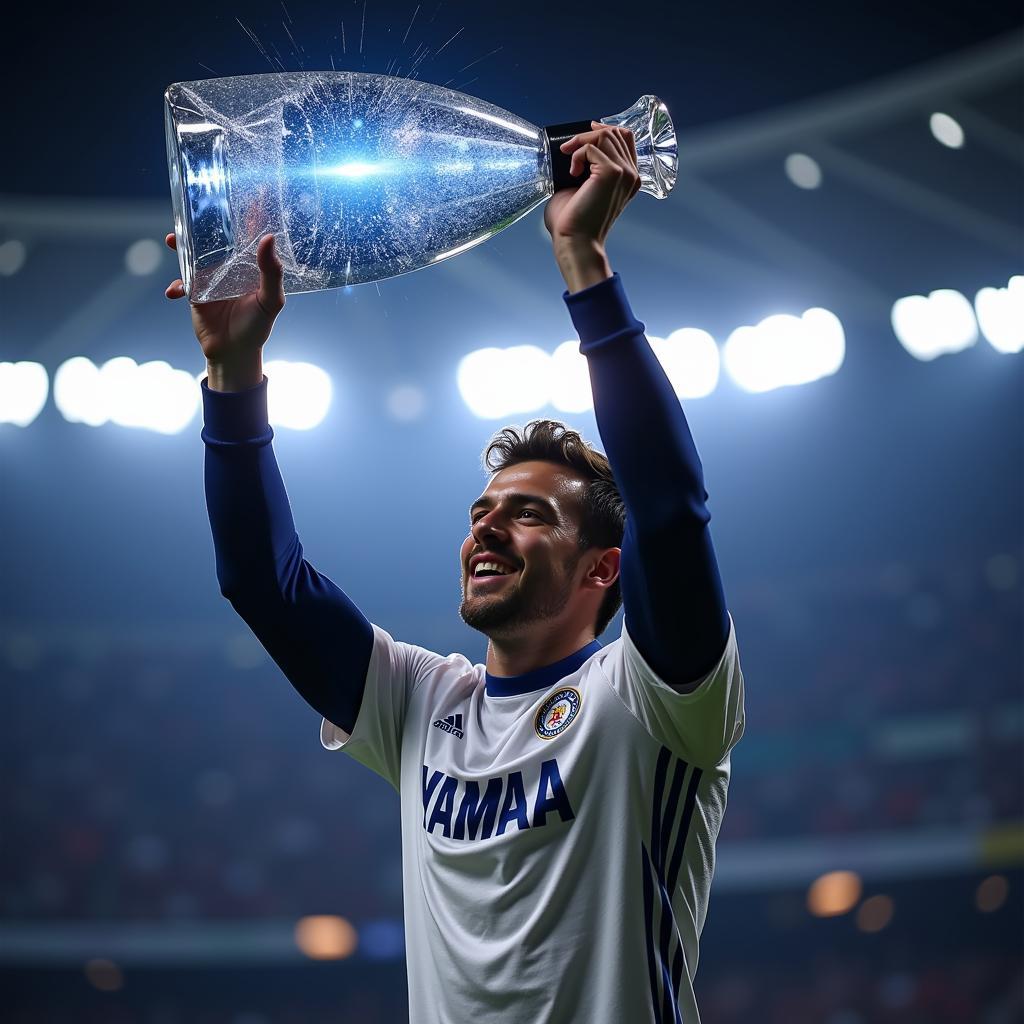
[201,377,373,733]
[564,272,730,686]
[202,272,726,731]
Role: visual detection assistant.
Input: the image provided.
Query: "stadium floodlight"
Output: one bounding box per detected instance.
[891,289,977,361]
[120,360,200,434]
[0,361,49,427]
[457,348,505,419]
[101,357,199,434]
[975,276,1024,355]
[723,308,845,393]
[54,357,107,427]
[929,112,965,149]
[456,345,550,419]
[550,340,593,414]
[101,357,145,426]
[649,328,720,399]
[263,360,333,430]
[462,328,722,419]
[55,356,200,433]
[784,153,823,190]
[503,345,553,415]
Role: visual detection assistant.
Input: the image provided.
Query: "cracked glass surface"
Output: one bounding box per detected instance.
[165,73,675,302]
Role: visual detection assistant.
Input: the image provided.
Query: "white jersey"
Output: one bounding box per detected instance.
[321,615,745,1024]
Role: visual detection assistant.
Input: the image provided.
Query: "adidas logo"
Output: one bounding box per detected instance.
[432,713,465,740]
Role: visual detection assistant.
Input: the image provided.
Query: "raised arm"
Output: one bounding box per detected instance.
[544,127,730,687]
[165,233,373,731]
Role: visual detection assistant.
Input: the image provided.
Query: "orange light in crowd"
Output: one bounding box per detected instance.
[807,870,862,917]
[295,914,359,960]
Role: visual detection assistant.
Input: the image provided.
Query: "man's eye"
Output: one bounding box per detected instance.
[469,509,541,523]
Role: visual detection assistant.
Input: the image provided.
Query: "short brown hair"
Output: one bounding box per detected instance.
[482,420,625,636]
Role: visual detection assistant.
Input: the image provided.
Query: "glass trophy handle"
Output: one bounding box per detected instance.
[543,95,677,199]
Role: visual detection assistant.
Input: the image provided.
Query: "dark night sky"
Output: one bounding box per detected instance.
[4,0,1022,199]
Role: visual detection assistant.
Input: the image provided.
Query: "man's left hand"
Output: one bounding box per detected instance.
[544,122,641,292]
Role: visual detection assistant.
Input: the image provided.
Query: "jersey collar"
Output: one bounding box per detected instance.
[485,640,602,698]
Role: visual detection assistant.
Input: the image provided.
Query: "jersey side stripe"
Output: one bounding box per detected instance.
[658,758,688,871]
[645,747,691,1024]
[649,747,671,867]
[655,757,688,987]
[668,766,703,893]
[668,767,704,1003]
[645,747,708,1021]
[657,758,690,1021]
[641,842,664,1024]
[655,865,684,1024]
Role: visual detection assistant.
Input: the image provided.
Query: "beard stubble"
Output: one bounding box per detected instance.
[458,550,583,637]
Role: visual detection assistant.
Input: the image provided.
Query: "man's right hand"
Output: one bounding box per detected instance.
[164,232,285,392]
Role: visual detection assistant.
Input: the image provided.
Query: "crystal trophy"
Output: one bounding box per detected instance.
[164,73,677,301]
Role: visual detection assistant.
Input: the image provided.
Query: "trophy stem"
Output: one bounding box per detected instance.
[542,97,676,198]
[543,118,598,191]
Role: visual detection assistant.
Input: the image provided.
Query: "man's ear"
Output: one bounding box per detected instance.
[584,547,621,590]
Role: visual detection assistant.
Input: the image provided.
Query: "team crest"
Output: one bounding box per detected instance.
[535,687,582,740]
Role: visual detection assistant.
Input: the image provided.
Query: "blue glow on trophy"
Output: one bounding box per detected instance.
[164,73,677,302]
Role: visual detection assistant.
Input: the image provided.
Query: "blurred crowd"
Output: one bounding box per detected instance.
[722,551,1021,841]
[698,949,1023,1024]
[5,941,1021,1023]
[2,551,1020,923]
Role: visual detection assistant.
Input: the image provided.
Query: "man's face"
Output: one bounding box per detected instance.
[459,461,590,639]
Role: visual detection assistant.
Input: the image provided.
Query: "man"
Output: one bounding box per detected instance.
[166,121,745,1023]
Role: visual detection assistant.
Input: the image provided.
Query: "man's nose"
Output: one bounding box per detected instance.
[471,510,508,544]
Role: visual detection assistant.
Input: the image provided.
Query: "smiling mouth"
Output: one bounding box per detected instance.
[468,566,520,586]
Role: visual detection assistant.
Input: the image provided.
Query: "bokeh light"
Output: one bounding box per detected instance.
[856,894,894,932]
[929,111,965,149]
[785,153,823,189]
[294,915,358,960]
[549,340,593,413]
[807,870,862,917]
[0,238,27,276]
[53,356,200,434]
[975,875,1009,913]
[891,289,978,361]
[264,360,333,430]
[0,361,49,427]
[84,958,124,992]
[724,308,844,393]
[650,327,721,399]
[975,276,1024,354]
[125,238,163,276]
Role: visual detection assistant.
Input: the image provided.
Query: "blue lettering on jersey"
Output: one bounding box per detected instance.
[422,759,575,842]
[453,777,503,840]
[422,766,444,828]
[426,776,459,837]
[496,771,529,836]
[532,758,575,827]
